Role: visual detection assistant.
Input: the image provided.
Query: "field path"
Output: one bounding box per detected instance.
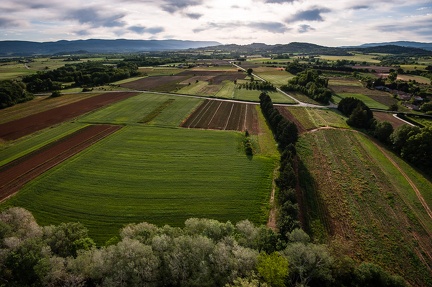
[0,125,122,202]
[267,165,279,231]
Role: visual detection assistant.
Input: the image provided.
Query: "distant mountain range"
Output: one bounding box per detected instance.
[0,39,431,57]
[0,39,221,56]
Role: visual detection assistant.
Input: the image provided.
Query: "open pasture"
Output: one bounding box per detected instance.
[181,99,259,133]
[3,126,275,244]
[251,66,294,87]
[318,53,381,64]
[298,129,432,286]
[332,93,389,110]
[397,74,431,84]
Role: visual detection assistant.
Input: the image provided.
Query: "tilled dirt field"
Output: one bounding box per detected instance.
[0,92,138,141]
[181,99,259,133]
[0,124,122,201]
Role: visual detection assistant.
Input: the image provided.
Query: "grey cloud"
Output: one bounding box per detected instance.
[161,0,203,14]
[75,30,90,36]
[67,8,126,28]
[0,17,25,28]
[249,22,289,33]
[286,7,331,22]
[351,5,370,10]
[298,24,315,33]
[193,21,288,33]
[377,19,432,37]
[128,25,165,34]
[265,0,298,3]
[185,13,203,19]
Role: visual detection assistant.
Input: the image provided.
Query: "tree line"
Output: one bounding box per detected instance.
[22,61,140,93]
[0,207,407,287]
[0,80,33,109]
[280,70,333,104]
[338,97,432,173]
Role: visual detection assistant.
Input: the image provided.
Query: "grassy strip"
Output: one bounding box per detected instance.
[139,99,175,123]
[333,93,388,109]
[2,126,275,244]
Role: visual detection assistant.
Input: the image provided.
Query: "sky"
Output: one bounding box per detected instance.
[0,0,431,46]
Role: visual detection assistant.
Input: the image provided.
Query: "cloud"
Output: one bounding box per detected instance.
[249,22,289,33]
[264,0,298,3]
[286,7,331,22]
[351,5,370,10]
[128,25,165,35]
[161,0,203,14]
[66,8,126,28]
[298,24,315,33]
[376,18,432,36]
[0,17,26,28]
[184,13,203,19]
[193,21,288,33]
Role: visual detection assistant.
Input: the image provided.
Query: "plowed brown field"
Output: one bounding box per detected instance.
[0,124,122,201]
[0,92,138,141]
[181,99,259,133]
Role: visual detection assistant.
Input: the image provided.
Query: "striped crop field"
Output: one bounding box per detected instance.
[297,128,432,286]
[3,126,275,244]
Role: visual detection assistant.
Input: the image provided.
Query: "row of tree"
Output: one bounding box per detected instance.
[0,207,406,287]
[0,80,33,109]
[237,81,276,91]
[280,70,333,104]
[22,61,140,93]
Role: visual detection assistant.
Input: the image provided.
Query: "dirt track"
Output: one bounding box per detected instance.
[0,92,138,141]
[0,124,122,201]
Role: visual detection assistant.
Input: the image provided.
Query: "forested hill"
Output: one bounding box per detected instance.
[196,41,432,56]
[0,39,221,56]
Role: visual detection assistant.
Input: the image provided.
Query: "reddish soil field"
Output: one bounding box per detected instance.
[373,111,408,129]
[276,106,307,134]
[0,92,138,141]
[181,99,259,133]
[120,75,189,90]
[0,124,122,201]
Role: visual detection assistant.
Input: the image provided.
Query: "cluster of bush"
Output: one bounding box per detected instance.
[338,97,432,172]
[22,61,140,93]
[237,81,276,91]
[0,207,408,287]
[0,79,33,109]
[280,70,333,104]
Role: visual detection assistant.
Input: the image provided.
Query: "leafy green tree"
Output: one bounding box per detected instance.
[283,242,333,287]
[257,252,289,287]
[373,121,394,144]
[390,124,420,153]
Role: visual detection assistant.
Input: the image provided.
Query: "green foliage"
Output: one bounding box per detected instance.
[0,79,33,109]
[280,69,332,104]
[50,90,62,98]
[338,97,374,129]
[257,252,289,287]
[373,121,394,144]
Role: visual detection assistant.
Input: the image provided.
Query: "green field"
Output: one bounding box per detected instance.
[297,129,432,285]
[333,93,389,109]
[3,126,275,244]
[1,93,276,244]
[284,107,349,130]
[78,92,202,127]
[318,54,381,64]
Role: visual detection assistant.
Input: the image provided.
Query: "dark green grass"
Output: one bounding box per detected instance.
[4,126,275,244]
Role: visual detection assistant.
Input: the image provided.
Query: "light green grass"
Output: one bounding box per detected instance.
[78,93,201,127]
[318,54,381,64]
[333,93,388,109]
[285,107,349,130]
[3,126,275,244]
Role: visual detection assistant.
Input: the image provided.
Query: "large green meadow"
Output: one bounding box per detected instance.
[1,93,276,244]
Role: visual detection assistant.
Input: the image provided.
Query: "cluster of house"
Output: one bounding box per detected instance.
[375,86,424,110]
